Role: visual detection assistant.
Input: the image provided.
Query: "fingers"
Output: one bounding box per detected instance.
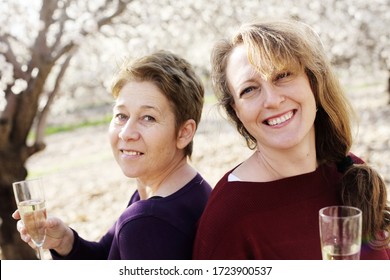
[14,211,44,250]
[46,216,65,232]
[16,220,25,233]
[45,217,57,229]
[16,220,29,240]
[16,220,35,248]
[14,211,30,243]
[12,209,21,220]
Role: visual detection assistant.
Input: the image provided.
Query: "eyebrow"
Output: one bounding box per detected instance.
[113,103,162,114]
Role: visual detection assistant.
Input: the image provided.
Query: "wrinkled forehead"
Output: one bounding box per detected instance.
[226,45,258,84]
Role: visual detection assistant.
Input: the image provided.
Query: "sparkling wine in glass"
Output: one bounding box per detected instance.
[13,178,47,259]
[319,206,362,260]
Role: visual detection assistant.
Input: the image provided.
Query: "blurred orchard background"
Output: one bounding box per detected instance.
[0,0,389,259]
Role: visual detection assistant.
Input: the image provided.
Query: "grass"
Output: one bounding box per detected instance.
[27,150,113,178]
[44,114,112,136]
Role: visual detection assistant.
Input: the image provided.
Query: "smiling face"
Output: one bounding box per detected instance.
[109,81,186,182]
[226,45,317,152]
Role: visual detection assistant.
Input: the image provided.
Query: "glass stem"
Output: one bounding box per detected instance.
[36,246,44,260]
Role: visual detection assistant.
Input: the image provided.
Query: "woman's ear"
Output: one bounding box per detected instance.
[176,119,196,150]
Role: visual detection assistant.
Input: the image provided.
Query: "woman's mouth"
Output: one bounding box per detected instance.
[121,150,143,156]
[264,110,295,126]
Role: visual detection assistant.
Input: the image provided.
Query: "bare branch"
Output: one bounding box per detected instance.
[40,0,57,27]
[94,0,112,15]
[51,1,72,52]
[35,49,76,146]
[54,1,131,62]
[0,35,25,79]
[52,41,75,62]
[30,0,59,67]
[88,0,131,35]
[25,142,46,158]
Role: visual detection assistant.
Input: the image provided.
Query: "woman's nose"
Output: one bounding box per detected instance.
[118,120,140,141]
[262,85,285,108]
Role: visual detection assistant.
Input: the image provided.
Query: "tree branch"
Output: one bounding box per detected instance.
[52,41,75,62]
[30,0,59,68]
[0,35,25,79]
[0,89,18,148]
[34,50,76,147]
[89,0,131,34]
[52,0,131,61]
[51,1,72,52]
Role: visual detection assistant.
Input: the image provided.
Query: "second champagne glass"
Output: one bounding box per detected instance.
[13,178,47,260]
[319,205,362,260]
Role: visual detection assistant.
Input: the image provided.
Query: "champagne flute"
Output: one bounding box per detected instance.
[13,178,47,260]
[319,206,362,260]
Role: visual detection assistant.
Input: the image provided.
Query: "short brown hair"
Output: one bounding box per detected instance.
[111,50,205,157]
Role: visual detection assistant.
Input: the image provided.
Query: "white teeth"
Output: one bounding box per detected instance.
[267,111,293,126]
[122,150,141,156]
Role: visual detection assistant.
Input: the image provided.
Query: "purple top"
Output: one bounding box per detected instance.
[51,173,211,259]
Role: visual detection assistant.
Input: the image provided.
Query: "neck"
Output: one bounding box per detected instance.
[238,129,317,182]
[137,158,196,200]
[258,126,318,181]
[254,146,317,181]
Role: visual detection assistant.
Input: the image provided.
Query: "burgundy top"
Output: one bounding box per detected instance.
[51,174,211,259]
[193,155,390,260]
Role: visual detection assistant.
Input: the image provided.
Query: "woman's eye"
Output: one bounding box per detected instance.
[114,113,128,123]
[240,87,256,97]
[142,115,156,122]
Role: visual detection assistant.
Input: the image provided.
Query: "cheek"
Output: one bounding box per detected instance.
[232,101,243,120]
[235,103,258,124]
[305,91,317,115]
[152,132,178,154]
[108,125,119,147]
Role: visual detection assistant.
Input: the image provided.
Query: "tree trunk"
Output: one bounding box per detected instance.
[0,150,37,259]
[0,0,130,260]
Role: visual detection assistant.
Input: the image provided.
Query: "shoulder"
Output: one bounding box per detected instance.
[116,203,181,239]
[209,166,249,199]
[117,199,156,227]
[161,173,212,208]
[184,173,212,197]
[210,168,235,195]
[117,174,212,233]
[202,171,252,219]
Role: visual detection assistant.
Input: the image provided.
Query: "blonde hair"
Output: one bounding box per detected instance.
[211,19,390,248]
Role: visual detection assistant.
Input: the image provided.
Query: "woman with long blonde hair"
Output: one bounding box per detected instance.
[194,19,390,259]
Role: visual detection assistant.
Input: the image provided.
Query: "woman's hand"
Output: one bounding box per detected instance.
[12,210,75,256]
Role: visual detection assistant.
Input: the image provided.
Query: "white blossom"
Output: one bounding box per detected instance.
[11,78,28,95]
